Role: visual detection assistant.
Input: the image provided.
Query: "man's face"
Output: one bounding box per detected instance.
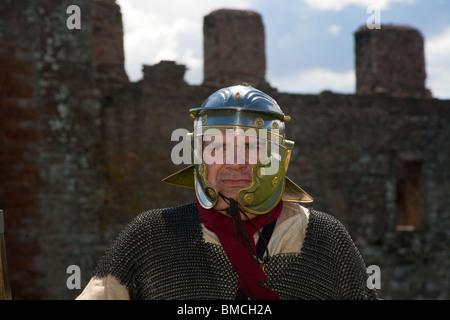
[202,134,264,211]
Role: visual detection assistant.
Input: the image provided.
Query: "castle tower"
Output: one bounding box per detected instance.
[355,25,430,98]
[203,9,266,87]
[92,0,128,92]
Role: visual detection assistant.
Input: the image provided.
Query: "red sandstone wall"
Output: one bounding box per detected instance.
[355,25,430,98]
[0,16,41,298]
[203,9,267,87]
[0,0,102,299]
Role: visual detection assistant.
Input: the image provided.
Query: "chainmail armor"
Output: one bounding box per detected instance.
[93,203,377,300]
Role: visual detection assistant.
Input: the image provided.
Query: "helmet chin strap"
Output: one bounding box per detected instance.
[218,192,269,264]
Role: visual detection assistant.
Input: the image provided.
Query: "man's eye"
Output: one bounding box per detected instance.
[212,143,225,151]
[246,143,258,150]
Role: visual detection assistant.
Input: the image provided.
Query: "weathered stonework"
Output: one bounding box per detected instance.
[355,25,430,98]
[1,0,101,299]
[203,9,267,88]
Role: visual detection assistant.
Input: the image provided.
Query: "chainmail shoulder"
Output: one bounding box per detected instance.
[263,209,378,300]
[93,203,238,299]
[93,203,377,300]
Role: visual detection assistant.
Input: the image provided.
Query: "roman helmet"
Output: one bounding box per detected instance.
[163,84,313,215]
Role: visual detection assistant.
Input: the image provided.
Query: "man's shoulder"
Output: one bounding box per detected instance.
[106,202,199,248]
[135,202,197,219]
[281,202,343,230]
[129,202,199,232]
[304,208,357,250]
[308,209,343,225]
[303,208,352,239]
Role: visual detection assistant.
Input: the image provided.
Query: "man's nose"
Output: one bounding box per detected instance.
[226,162,248,171]
[225,147,249,166]
[227,153,249,171]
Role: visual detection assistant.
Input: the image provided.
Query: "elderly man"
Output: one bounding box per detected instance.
[77,85,378,300]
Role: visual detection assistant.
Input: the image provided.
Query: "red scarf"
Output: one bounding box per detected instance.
[197,199,282,300]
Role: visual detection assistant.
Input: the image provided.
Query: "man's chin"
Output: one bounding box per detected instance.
[219,189,240,200]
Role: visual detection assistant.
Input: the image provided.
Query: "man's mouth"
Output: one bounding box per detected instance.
[221,178,252,188]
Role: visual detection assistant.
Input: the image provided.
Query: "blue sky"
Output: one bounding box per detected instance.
[116,0,450,99]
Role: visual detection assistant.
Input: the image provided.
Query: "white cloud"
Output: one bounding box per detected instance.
[328,24,342,36]
[116,0,253,83]
[271,68,355,94]
[301,0,414,11]
[425,27,450,99]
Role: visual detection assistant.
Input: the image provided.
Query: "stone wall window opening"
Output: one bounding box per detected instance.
[395,160,426,231]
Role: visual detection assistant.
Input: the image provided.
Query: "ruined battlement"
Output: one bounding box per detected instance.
[142,61,187,85]
[203,9,267,87]
[355,24,430,98]
[90,5,432,100]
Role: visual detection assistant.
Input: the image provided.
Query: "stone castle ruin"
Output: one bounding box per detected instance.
[0,0,449,299]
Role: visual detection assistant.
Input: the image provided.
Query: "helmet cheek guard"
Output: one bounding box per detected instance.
[237,138,295,214]
[162,85,313,215]
[193,157,217,210]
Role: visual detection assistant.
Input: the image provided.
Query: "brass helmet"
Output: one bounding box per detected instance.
[163,85,312,214]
